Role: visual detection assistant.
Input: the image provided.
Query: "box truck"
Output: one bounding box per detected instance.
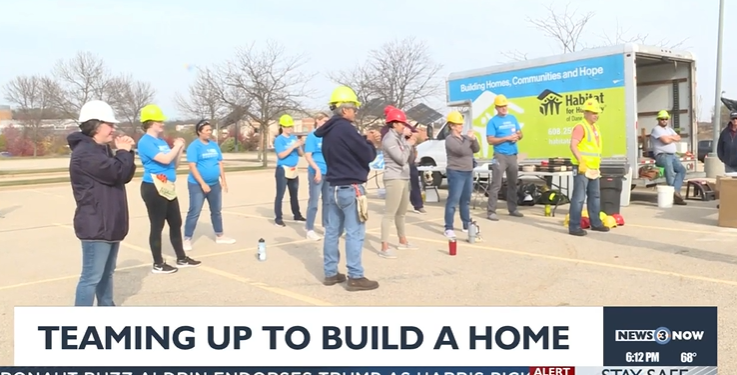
[416,43,702,206]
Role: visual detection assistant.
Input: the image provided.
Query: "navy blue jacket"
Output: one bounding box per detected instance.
[717,126,737,169]
[67,132,137,242]
[314,115,377,185]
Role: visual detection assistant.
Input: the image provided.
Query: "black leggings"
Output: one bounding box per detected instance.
[141,182,186,264]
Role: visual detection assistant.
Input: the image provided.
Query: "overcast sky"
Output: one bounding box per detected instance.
[0,0,733,121]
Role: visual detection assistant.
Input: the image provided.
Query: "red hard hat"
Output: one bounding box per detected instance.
[385,108,408,125]
[384,105,397,116]
[581,217,591,229]
[612,214,625,226]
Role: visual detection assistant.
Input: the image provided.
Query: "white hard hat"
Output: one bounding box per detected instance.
[78,100,119,123]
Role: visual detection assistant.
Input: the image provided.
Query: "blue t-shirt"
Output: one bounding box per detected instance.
[274,134,300,167]
[138,134,178,183]
[186,139,224,186]
[486,114,520,155]
[304,130,327,175]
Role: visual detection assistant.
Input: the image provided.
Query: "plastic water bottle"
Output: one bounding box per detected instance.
[257,238,266,261]
[468,221,478,243]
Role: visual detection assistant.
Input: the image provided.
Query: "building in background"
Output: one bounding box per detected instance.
[0,105,11,121]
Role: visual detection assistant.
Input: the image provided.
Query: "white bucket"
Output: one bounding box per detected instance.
[656,185,675,208]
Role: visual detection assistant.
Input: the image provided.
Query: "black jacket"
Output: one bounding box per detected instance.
[314,115,377,185]
[67,132,137,242]
[717,127,737,169]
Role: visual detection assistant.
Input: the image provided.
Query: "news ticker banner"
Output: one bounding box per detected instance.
[0,367,720,375]
[12,306,716,369]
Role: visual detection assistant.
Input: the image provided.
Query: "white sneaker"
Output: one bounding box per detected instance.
[183,238,193,251]
[306,230,322,241]
[396,242,418,250]
[215,236,236,244]
[444,230,456,239]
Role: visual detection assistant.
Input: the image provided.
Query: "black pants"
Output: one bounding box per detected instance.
[274,166,302,220]
[409,163,423,210]
[141,182,187,264]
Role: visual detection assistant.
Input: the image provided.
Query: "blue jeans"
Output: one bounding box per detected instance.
[184,182,223,238]
[275,166,301,220]
[75,241,120,306]
[444,169,473,230]
[568,170,603,232]
[655,153,686,192]
[306,169,329,231]
[323,184,364,279]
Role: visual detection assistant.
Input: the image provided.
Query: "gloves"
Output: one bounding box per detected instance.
[578,165,587,174]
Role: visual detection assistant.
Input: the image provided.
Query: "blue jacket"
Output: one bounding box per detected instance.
[314,115,377,186]
[67,132,137,242]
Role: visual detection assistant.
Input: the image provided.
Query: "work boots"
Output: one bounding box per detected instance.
[323,274,380,291]
[346,277,379,291]
[674,193,687,206]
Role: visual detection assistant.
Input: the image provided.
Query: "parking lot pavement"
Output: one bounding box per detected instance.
[0,170,734,368]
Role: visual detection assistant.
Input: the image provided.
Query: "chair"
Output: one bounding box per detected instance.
[471,168,492,209]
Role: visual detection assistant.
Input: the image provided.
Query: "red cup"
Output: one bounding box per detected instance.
[448,239,457,256]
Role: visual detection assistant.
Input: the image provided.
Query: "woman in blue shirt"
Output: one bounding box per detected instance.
[137,104,201,274]
[303,112,330,240]
[183,120,235,251]
[273,114,305,227]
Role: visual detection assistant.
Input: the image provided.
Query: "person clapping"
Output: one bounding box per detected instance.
[443,111,479,238]
[68,100,137,306]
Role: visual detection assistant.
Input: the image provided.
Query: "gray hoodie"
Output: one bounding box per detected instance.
[381,128,413,180]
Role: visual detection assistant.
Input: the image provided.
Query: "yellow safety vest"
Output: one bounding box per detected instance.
[570,120,602,169]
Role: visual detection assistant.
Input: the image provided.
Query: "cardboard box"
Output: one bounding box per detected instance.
[715,175,737,199]
[718,178,737,228]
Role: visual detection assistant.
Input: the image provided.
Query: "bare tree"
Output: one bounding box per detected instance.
[329,37,443,129]
[529,3,594,53]
[3,75,58,156]
[111,75,157,135]
[598,21,689,49]
[212,40,314,166]
[365,37,444,109]
[501,2,689,61]
[50,51,119,119]
[174,67,231,141]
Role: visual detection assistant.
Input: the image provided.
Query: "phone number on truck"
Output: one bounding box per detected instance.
[547,127,574,136]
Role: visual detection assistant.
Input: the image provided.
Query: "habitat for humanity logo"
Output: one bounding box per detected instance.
[537,89,563,116]
[615,327,705,345]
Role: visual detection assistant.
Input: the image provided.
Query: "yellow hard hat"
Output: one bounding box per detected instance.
[140,104,166,122]
[582,99,602,114]
[494,95,509,107]
[447,111,464,124]
[328,86,361,107]
[657,110,670,120]
[279,114,294,127]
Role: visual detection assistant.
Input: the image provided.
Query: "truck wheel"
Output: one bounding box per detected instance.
[419,160,443,187]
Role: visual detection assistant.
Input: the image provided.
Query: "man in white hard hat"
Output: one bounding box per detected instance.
[68,100,137,306]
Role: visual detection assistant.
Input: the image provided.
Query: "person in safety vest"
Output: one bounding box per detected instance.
[314,86,381,291]
[485,94,524,221]
[568,98,610,236]
[650,110,687,205]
